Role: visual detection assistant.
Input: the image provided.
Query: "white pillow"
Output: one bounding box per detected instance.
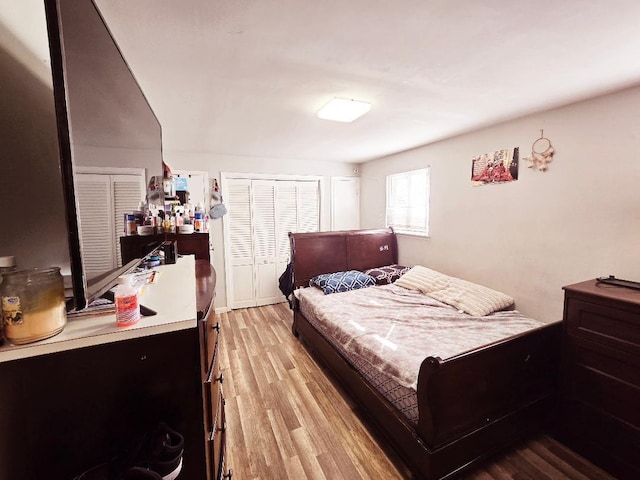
[395,265,514,316]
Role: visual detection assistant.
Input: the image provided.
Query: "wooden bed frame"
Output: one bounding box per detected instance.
[289,228,561,479]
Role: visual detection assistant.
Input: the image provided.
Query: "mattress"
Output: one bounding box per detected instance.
[296,283,547,425]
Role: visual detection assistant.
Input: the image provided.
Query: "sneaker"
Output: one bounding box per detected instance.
[130,422,184,480]
[73,423,184,480]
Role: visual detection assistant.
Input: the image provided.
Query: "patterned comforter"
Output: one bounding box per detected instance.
[297,283,546,390]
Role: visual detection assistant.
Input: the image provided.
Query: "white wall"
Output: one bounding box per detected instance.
[163,151,358,310]
[360,85,640,323]
[0,12,71,275]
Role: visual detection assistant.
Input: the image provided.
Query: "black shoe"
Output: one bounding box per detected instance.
[129,422,184,480]
[73,423,184,480]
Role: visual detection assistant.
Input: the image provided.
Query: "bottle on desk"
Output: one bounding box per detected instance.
[115,275,140,327]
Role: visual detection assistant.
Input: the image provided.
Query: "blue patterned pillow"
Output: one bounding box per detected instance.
[309,270,376,295]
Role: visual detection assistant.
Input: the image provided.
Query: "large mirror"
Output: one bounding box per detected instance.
[45,0,164,309]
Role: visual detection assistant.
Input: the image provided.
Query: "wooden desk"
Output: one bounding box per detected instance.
[120,232,211,263]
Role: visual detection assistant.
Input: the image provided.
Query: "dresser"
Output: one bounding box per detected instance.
[196,260,232,479]
[559,280,640,479]
[0,256,228,480]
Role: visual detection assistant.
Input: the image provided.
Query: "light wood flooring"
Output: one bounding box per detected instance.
[218,303,615,479]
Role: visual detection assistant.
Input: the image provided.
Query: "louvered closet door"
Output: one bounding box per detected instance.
[253,180,281,306]
[111,175,145,266]
[75,174,115,278]
[273,181,319,301]
[75,173,144,279]
[297,181,320,232]
[227,179,256,309]
[275,181,298,304]
[225,177,320,309]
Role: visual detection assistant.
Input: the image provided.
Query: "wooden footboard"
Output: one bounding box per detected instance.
[417,322,561,448]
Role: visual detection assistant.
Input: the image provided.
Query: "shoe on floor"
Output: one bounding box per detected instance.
[131,422,184,480]
[73,422,184,480]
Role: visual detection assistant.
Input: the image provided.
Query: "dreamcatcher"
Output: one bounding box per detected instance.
[523,130,555,172]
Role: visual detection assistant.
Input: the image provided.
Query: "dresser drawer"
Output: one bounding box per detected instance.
[566,341,640,429]
[204,336,222,432]
[565,297,640,356]
[207,388,228,479]
[567,337,640,386]
[561,400,640,479]
[217,398,230,480]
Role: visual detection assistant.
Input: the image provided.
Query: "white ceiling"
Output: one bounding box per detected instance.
[10,0,640,164]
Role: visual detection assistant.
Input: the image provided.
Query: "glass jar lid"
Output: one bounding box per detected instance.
[2,267,61,281]
[0,256,15,268]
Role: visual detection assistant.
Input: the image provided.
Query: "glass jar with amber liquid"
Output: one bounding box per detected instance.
[1,267,67,345]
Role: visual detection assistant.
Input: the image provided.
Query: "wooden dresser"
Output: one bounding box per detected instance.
[0,257,228,480]
[196,260,231,479]
[559,279,640,479]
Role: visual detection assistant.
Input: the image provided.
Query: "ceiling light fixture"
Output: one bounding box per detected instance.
[317,98,371,122]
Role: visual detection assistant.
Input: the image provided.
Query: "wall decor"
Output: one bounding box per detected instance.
[470,147,519,186]
[523,130,555,172]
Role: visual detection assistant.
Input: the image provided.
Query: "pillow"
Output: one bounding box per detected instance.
[309,270,376,295]
[395,265,514,316]
[363,264,411,285]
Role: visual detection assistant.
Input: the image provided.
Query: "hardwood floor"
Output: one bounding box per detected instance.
[218,303,615,480]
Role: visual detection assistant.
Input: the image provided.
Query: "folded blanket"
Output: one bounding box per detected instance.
[395,265,514,316]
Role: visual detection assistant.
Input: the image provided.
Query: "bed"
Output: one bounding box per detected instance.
[289,228,561,480]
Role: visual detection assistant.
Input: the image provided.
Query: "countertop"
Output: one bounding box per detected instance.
[0,255,198,363]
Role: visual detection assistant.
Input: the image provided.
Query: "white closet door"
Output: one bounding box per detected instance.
[253,180,281,306]
[75,174,115,278]
[298,181,320,232]
[227,179,255,309]
[331,177,359,231]
[274,181,298,303]
[75,172,143,278]
[224,177,320,309]
[112,174,145,266]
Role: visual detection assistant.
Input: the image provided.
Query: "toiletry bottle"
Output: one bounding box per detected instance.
[115,275,140,326]
[194,212,203,232]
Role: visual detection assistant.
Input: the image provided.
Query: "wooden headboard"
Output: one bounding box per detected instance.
[289,228,398,288]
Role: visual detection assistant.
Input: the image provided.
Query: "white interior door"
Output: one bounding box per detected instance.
[331,177,359,231]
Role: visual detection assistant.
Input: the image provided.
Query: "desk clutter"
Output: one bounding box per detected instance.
[124,201,208,237]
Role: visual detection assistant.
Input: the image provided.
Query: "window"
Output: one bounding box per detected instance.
[386,168,430,236]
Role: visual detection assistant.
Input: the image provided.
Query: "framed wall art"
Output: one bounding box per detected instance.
[471,147,519,186]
